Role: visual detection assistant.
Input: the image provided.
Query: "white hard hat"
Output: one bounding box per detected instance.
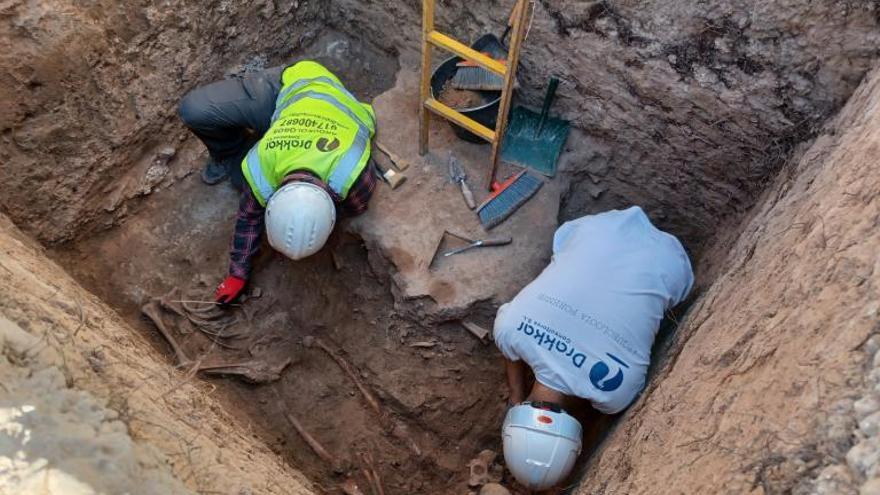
[502,402,583,491]
[265,181,336,260]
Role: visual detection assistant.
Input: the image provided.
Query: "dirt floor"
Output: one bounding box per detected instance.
[46,170,620,493]
[52,170,514,494]
[356,67,567,320]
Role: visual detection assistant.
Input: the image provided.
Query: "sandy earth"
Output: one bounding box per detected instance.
[0,214,315,495]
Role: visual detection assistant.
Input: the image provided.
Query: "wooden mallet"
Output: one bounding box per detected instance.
[373,159,406,189]
[374,141,410,171]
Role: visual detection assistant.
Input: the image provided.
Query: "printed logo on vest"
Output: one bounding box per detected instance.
[316,137,340,152]
[589,353,629,392]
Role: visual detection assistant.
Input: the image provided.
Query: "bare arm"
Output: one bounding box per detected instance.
[504,357,528,406]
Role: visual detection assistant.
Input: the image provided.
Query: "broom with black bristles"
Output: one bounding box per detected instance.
[449,53,506,91]
[476,169,543,230]
[450,1,522,92]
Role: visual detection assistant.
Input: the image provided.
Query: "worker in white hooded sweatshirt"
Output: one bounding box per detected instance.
[493,206,694,490]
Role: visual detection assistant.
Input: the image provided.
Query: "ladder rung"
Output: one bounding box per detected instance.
[427,31,507,76]
[424,98,496,143]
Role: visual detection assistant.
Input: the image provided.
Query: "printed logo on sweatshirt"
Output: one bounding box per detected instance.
[515,318,588,369]
[589,353,629,392]
[536,292,648,362]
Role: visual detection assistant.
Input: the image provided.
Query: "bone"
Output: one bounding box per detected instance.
[141,300,191,366]
[157,289,188,319]
[181,309,234,330]
[361,468,376,495]
[467,449,498,487]
[285,412,346,474]
[461,319,490,342]
[479,483,511,495]
[158,288,248,340]
[193,320,245,339]
[181,299,230,318]
[198,357,291,384]
[408,341,437,348]
[390,421,423,457]
[176,299,241,307]
[303,336,383,417]
[331,249,345,271]
[360,452,385,495]
[199,333,242,350]
[340,479,366,495]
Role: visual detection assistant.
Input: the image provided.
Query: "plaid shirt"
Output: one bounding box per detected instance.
[228,164,376,279]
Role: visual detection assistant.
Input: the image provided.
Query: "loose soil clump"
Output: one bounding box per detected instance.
[438,80,488,109]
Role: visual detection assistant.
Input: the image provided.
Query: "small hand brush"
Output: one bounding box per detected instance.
[450,53,505,91]
[477,170,543,230]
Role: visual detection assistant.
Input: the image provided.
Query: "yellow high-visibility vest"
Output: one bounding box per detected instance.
[242,60,376,206]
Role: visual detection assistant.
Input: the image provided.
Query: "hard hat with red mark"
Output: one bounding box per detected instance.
[502,401,582,490]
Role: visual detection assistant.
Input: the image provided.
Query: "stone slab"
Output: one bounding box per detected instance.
[350,69,565,317]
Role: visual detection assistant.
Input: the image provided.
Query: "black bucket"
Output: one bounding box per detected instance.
[430,34,507,143]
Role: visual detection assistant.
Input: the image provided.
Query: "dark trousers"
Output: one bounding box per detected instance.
[178,66,285,187]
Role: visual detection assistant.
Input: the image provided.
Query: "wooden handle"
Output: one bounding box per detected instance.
[501,0,521,42]
[460,181,476,209]
[488,0,528,190]
[375,141,410,171]
[508,0,521,26]
[480,237,512,247]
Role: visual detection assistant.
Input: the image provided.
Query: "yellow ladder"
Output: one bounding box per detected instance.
[418,0,529,189]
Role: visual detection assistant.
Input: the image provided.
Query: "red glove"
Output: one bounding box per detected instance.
[215,275,246,304]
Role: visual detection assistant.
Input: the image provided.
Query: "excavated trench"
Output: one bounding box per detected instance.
[33,30,753,493]
[36,29,674,493]
[3,1,878,494]
[49,31,519,495]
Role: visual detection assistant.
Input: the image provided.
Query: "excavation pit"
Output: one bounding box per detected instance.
[2,1,879,494]
[50,30,529,495]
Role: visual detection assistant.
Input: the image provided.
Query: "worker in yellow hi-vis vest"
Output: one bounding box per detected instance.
[178,61,377,304]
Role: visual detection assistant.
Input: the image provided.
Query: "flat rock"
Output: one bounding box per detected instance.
[350,69,565,316]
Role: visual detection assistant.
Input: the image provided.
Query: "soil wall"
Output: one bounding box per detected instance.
[0,0,322,244]
[0,213,316,494]
[572,65,880,494]
[328,0,879,250]
[4,0,876,253]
